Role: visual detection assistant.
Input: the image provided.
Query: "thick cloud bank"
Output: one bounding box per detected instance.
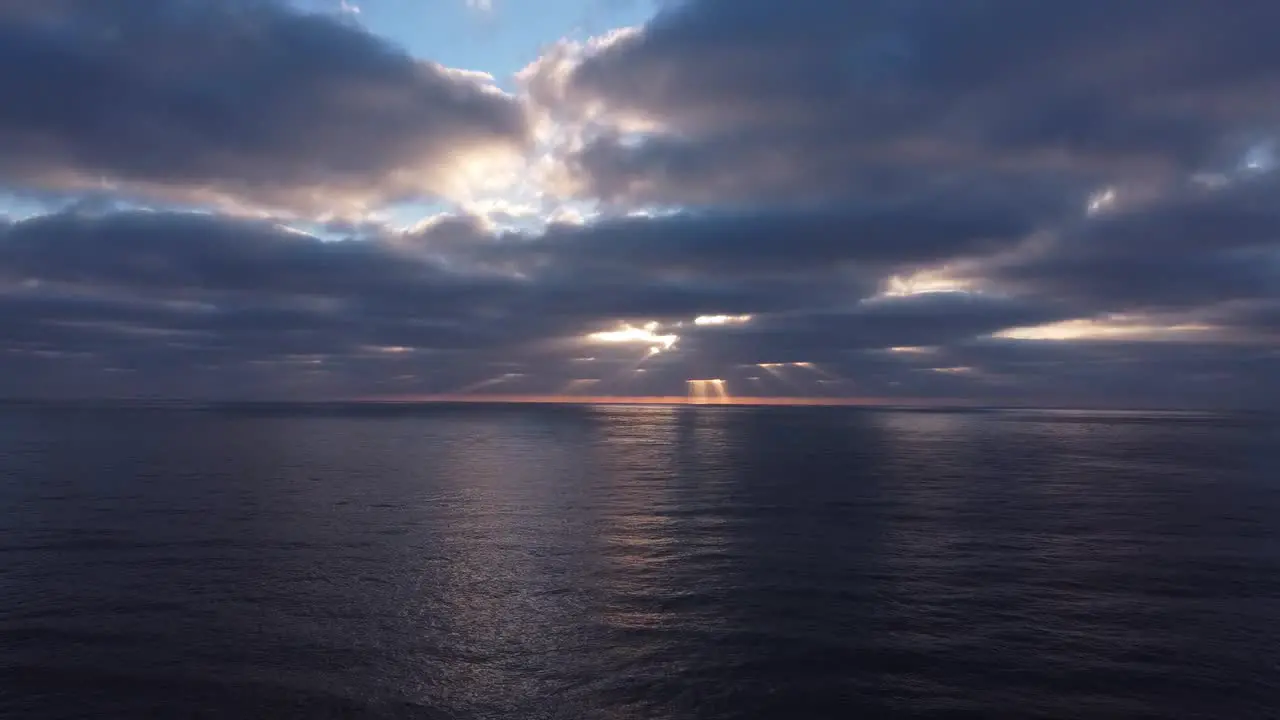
[0,0,1277,407]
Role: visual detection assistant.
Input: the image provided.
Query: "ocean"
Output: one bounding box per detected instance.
[1,404,1277,718]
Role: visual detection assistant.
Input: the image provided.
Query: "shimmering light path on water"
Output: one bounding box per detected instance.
[1,405,1277,718]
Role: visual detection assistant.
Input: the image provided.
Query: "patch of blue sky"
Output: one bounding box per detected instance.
[311,0,657,87]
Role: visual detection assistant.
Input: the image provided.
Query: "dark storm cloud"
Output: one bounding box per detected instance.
[0,0,527,214]
[540,0,1280,205]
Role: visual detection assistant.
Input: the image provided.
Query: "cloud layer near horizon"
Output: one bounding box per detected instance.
[1,0,1277,407]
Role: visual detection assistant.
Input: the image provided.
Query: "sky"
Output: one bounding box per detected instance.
[0,0,1278,408]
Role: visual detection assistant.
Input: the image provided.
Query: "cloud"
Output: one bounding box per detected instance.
[0,0,527,217]
[0,208,844,398]
[0,1,1278,407]
[679,293,1071,367]
[529,0,1280,206]
[969,173,1280,315]
[514,187,1062,276]
[0,202,1274,406]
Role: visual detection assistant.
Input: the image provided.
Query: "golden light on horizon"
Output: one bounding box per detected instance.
[686,378,731,404]
[352,394,968,408]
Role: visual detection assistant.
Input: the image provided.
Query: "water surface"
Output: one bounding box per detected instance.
[1,404,1277,718]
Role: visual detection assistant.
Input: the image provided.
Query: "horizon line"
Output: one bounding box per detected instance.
[0,396,1257,413]
[350,394,977,407]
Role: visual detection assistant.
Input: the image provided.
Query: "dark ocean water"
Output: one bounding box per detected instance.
[1,404,1278,719]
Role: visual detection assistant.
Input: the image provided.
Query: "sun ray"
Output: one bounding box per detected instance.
[792,361,843,381]
[611,349,657,387]
[757,363,806,394]
[558,378,600,394]
[453,372,524,394]
[687,379,730,404]
[613,360,651,391]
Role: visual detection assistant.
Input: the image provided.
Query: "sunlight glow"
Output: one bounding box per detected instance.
[881,268,975,297]
[1242,140,1276,174]
[364,345,413,354]
[686,379,731,404]
[1191,138,1277,193]
[587,322,679,355]
[694,314,753,326]
[759,362,829,371]
[1086,186,1117,215]
[996,317,1216,342]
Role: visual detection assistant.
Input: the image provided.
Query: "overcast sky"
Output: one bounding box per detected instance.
[0,0,1277,408]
